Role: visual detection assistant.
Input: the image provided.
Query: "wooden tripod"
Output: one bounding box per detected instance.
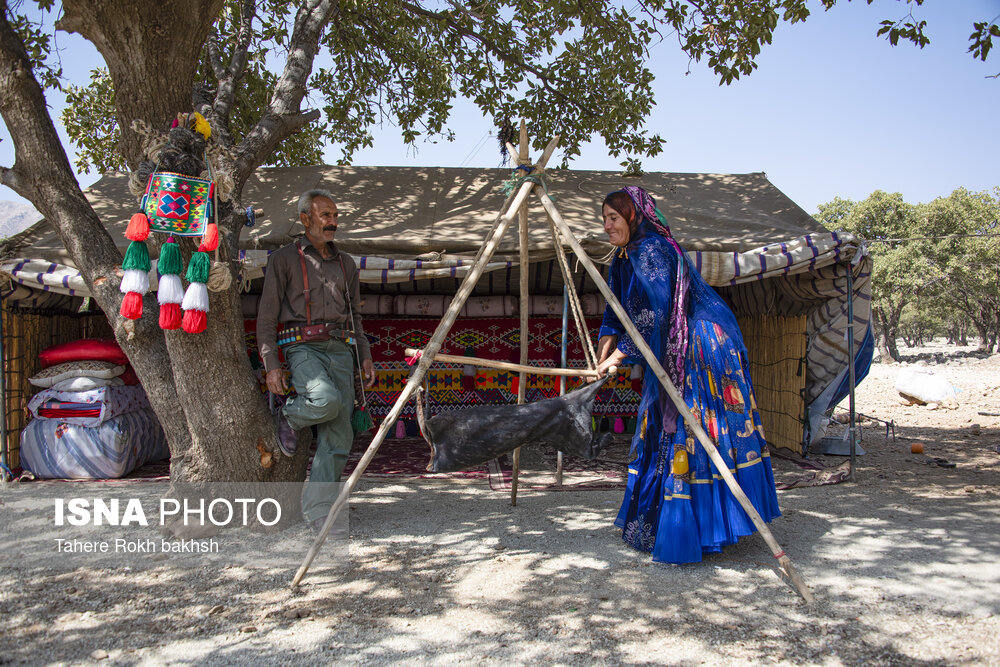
[291,132,815,604]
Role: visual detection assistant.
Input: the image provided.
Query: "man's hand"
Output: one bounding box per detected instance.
[266,368,288,396]
[362,358,376,388]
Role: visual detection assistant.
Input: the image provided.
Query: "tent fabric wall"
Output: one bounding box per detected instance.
[1,167,870,454]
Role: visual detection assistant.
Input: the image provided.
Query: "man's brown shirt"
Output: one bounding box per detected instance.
[256,237,371,373]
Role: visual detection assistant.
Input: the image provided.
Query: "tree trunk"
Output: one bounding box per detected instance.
[874,304,903,362]
[58,0,225,169]
[1,3,312,510]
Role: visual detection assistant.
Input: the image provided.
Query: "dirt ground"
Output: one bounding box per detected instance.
[2,340,999,666]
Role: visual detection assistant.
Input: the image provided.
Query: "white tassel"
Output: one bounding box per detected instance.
[630,365,643,380]
[157,273,185,304]
[119,269,149,294]
[181,281,210,312]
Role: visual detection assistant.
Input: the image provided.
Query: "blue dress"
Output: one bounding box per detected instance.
[599,219,781,564]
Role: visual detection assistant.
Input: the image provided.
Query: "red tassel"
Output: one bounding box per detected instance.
[201,223,219,252]
[158,302,182,330]
[631,379,642,393]
[125,213,150,242]
[181,309,207,334]
[461,374,475,392]
[510,377,519,397]
[120,292,143,319]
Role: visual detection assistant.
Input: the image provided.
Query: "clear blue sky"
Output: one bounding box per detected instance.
[1,1,997,214]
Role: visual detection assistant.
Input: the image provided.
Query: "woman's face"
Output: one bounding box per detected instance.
[602,204,631,247]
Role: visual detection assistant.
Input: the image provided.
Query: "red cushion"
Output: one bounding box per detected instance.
[39,339,128,369]
[119,366,140,386]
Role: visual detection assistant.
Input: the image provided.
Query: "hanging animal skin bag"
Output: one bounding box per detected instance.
[118,113,219,334]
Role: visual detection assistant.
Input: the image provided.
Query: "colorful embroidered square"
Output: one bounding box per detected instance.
[142,172,213,236]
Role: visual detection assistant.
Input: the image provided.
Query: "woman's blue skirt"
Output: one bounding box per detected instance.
[614,320,781,564]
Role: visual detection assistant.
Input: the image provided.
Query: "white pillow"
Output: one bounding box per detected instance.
[29,361,126,388]
[49,376,125,392]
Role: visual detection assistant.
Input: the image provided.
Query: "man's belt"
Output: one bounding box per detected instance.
[276,323,356,349]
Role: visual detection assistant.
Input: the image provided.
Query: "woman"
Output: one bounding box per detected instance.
[594,186,780,564]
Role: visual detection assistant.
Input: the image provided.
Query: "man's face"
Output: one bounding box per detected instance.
[301,196,339,244]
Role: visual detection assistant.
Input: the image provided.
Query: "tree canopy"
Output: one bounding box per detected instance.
[817,188,1000,360]
[14,0,997,176]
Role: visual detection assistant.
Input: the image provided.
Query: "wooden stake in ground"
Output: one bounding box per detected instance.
[538,190,815,604]
[291,136,562,587]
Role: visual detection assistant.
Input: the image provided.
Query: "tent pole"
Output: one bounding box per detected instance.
[403,349,599,377]
[511,121,531,507]
[0,301,8,479]
[292,135,562,587]
[847,266,857,482]
[557,285,569,485]
[537,189,815,604]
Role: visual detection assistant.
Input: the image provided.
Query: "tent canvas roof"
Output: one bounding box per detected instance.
[1,167,824,267]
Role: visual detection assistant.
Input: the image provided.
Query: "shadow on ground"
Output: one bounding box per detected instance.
[2,422,998,666]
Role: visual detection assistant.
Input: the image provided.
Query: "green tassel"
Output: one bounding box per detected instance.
[351,405,373,436]
[185,251,210,284]
[158,241,183,276]
[122,241,150,272]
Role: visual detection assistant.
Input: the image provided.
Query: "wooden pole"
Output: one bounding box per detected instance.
[403,348,599,377]
[512,120,530,507]
[291,135,562,587]
[537,190,815,604]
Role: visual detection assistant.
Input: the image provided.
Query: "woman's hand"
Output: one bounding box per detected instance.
[597,334,618,364]
[594,348,627,381]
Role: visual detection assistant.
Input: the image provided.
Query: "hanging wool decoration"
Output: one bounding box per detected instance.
[613,417,625,434]
[181,246,211,333]
[351,404,374,436]
[119,218,151,319]
[461,345,476,391]
[395,419,406,439]
[630,364,643,393]
[156,237,184,330]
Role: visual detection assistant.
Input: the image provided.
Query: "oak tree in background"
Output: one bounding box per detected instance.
[817,188,1000,361]
[924,188,1000,353]
[0,0,996,500]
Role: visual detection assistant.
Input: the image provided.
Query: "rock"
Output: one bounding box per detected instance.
[208,604,225,616]
[284,608,311,619]
[240,625,257,633]
[970,423,981,435]
[90,650,108,660]
[926,402,939,410]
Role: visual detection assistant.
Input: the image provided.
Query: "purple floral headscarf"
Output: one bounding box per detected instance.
[618,186,690,433]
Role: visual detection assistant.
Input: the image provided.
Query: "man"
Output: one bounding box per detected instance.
[256,189,375,531]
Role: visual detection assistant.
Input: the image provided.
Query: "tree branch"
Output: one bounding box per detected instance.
[212,0,255,126]
[207,35,227,81]
[234,0,337,184]
[0,164,23,197]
